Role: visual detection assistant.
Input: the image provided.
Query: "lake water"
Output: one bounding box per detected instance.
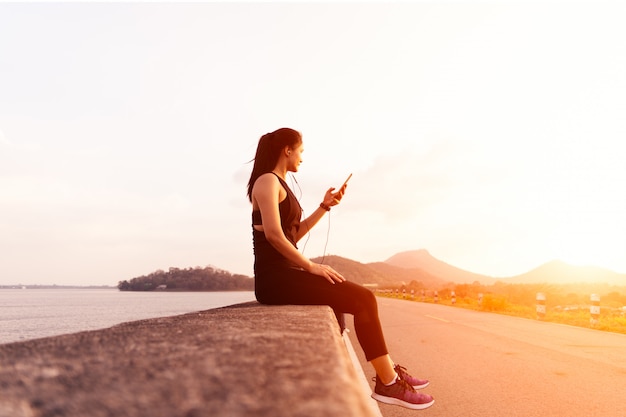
[0,289,255,345]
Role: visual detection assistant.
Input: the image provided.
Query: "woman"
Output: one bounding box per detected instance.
[247,128,434,410]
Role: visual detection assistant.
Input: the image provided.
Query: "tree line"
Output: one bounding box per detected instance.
[118,266,254,291]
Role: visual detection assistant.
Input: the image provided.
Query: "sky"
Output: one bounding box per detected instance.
[1,1,625,286]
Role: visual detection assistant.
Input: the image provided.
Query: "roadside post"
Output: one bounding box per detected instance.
[590,294,600,325]
[451,291,456,305]
[536,292,546,320]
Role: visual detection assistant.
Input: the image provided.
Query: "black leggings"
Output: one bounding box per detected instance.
[255,266,389,361]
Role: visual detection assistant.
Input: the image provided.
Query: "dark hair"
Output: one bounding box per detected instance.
[247,128,302,202]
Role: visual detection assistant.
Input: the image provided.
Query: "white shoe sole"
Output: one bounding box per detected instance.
[371,393,435,410]
[413,381,430,390]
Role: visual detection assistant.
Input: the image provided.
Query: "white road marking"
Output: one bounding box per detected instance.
[425,314,450,323]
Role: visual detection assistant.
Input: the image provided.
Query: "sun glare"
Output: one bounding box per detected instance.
[544,199,625,271]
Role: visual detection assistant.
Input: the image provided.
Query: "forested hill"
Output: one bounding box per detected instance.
[118,266,254,291]
[310,255,447,288]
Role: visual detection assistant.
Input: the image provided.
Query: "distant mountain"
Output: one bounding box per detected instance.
[384,249,498,285]
[500,260,626,285]
[312,250,498,287]
[366,262,446,287]
[311,255,399,286]
[314,255,451,287]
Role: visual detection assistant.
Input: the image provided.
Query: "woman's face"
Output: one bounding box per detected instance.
[287,142,304,172]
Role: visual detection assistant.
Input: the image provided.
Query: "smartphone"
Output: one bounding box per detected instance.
[340,173,352,188]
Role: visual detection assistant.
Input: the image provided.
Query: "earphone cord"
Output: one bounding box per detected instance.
[289,174,332,264]
[320,211,330,265]
[289,174,311,256]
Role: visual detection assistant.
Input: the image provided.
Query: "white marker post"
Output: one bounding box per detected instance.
[590,294,600,325]
[536,292,546,320]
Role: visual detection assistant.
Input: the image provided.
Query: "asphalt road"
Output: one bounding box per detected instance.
[347,297,626,417]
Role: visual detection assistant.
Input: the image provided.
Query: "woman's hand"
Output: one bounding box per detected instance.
[309,263,346,284]
[322,182,348,208]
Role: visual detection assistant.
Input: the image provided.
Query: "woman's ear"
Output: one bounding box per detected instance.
[284,146,292,157]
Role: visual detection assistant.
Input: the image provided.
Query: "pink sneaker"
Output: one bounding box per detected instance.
[371,376,435,410]
[395,364,430,389]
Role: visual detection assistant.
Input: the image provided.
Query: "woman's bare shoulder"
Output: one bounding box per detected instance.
[253,173,280,197]
[255,172,279,186]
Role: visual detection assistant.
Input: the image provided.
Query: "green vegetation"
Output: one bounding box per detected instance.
[377,282,626,335]
[118,266,254,292]
[316,254,626,334]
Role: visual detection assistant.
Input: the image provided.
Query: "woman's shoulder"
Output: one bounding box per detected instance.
[252,173,285,206]
[254,172,281,191]
[256,172,280,183]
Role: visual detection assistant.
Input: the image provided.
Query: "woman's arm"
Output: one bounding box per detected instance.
[253,174,345,284]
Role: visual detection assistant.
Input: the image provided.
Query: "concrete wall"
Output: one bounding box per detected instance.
[0,301,381,417]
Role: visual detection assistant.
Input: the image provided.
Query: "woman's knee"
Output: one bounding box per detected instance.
[345,283,377,313]
[361,288,377,309]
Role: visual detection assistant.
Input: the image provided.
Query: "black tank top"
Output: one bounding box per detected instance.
[252,173,302,270]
